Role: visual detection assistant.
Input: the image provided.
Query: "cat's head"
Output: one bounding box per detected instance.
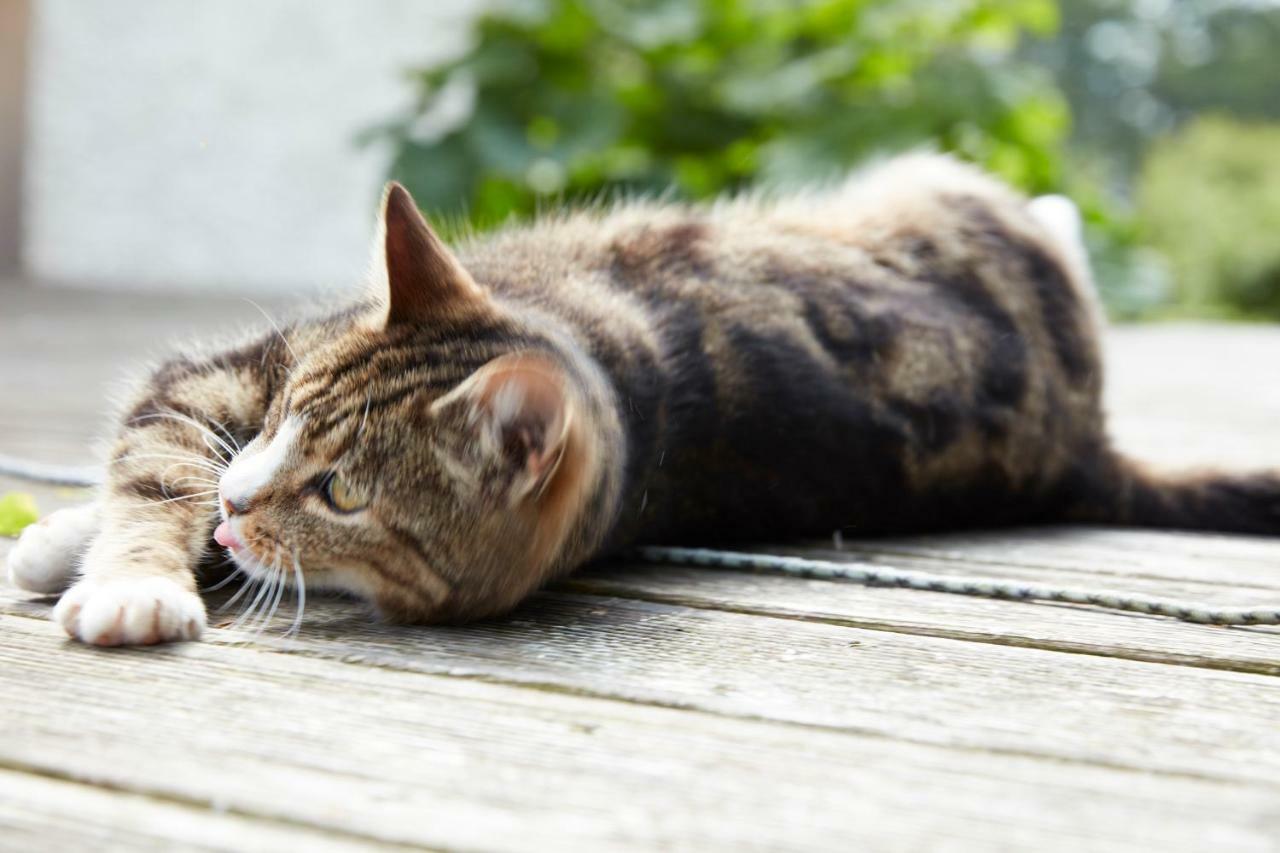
[215,185,610,622]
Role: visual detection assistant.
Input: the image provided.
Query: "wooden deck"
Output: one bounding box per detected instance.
[2,281,1280,851]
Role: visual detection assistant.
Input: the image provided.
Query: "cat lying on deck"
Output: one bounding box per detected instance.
[9,154,1279,645]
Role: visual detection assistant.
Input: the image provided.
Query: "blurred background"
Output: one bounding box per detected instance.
[6,7,1280,847]
[3,0,1279,320]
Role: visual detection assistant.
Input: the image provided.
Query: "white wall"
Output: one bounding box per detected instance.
[24,0,478,294]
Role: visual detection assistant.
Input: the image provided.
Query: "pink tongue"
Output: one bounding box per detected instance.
[213,520,242,551]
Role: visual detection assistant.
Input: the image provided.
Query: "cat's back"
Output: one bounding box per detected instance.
[464,153,1098,363]
[459,154,1109,541]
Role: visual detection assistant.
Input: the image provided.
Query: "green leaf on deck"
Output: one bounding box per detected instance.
[0,492,40,537]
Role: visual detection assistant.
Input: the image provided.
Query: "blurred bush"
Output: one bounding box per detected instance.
[373,0,1068,235]
[370,0,1280,322]
[1137,117,1280,320]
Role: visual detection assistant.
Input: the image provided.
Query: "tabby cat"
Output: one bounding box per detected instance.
[8,154,1279,645]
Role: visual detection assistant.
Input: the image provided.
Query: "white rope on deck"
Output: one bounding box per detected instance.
[0,454,101,488]
[638,546,1280,627]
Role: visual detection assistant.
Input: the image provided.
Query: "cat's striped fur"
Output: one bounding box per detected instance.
[12,153,1279,645]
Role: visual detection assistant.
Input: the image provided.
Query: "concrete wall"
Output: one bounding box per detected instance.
[24,0,478,294]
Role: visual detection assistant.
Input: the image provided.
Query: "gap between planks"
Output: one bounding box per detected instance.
[0,766,414,853]
[3,614,1279,851]
[5,580,1280,791]
[5,521,1280,682]
[561,574,1280,677]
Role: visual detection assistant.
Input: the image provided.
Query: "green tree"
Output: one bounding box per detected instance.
[372,0,1067,235]
[1032,0,1280,190]
[1138,117,1280,319]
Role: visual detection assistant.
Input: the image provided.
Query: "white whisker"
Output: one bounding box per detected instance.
[246,572,273,633]
[167,475,220,490]
[207,418,244,453]
[201,565,246,593]
[241,297,299,363]
[122,453,227,475]
[220,569,261,613]
[287,549,306,638]
[131,411,240,462]
[260,559,288,633]
[201,433,232,463]
[162,466,220,482]
[357,393,372,438]
[251,555,281,633]
[150,489,221,506]
[172,416,238,460]
[159,463,221,494]
[231,572,275,631]
[192,411,244,456]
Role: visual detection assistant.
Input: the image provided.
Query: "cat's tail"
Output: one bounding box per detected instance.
[1067,448,1280,535]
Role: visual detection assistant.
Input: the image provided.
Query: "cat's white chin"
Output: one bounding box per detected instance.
[225,546,283,583]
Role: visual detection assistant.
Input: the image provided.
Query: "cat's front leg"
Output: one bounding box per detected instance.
[54,509,212,646]
[8,502,100,593]
[53,439,229,645]
[49,338,286,646]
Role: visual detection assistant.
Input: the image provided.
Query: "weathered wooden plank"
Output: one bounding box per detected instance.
[0,768,392,852]
[1104,324,1280,471]
[567,561,1280,673]
[204,591,1280,787]
[1104,309,1280,535]
[5,286,1280,850]
[784,526,1280,592]
[719,539,1280,617]
[6,575,1280,788]
[1,614,1278,852]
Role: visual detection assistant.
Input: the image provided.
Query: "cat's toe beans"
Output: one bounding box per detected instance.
[7,504,100,594]
[55,577,206,646]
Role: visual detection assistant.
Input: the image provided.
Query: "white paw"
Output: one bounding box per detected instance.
[54,576,206,646]
[7,503,100,594]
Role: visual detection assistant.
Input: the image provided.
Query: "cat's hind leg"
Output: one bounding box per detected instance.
[1027,194,1084,263]
[7,502,100,594]
[1028,194,1107,330]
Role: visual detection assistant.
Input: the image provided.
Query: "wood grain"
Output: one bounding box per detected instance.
[2,613,1279,852]
[4,285,1280,850]
[565,557,1280,675]
[5,575,1280,788]
[0,769,392,852]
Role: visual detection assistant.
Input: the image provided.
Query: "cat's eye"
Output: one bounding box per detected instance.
[322,472,368,513]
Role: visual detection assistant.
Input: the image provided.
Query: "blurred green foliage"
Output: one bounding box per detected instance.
[375,0,1068,234]
[1026,0,1280,319]
[373,0,1280,321]
[1138,117,1280,320]
[0,492,39,538]
[1034,0,1280,190]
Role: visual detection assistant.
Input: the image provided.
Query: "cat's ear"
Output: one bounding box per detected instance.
[373,182,488,326]
[432,354,573,503]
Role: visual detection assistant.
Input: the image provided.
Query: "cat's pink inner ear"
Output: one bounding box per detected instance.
[378,182,487,326]
[438,354,573,501]
[478,355,572,500]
